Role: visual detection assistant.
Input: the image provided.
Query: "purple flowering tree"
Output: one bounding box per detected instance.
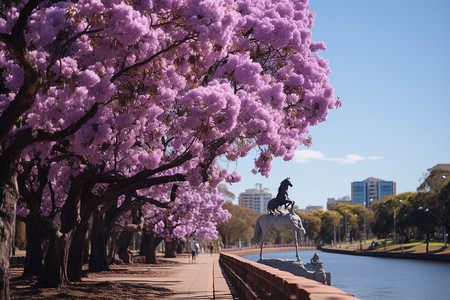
[0,0,338,296]
[124,184,230,263]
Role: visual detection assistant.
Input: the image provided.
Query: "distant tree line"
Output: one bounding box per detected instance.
[217,168,450,249]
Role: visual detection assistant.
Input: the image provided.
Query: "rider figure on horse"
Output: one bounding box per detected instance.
[267,178,295,214]
[278,182,290,204]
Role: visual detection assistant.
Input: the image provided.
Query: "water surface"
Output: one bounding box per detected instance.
[242,250,450,300]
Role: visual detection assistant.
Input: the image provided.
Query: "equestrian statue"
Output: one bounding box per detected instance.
[251,213,306,261]
[267,177,295,214]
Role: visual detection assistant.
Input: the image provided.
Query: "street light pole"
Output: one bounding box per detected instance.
[345,210,348,247]
[333,212,336,246]
[394,200,403,244]
[338,218,341,248]
[441,175,448,248]
[363,202,367,246]
[419,207,447,248]
[394,207,397,244]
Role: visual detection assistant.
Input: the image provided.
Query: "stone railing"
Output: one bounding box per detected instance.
[219,252,358,300]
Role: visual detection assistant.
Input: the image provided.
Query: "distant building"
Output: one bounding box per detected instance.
[351,177,396,207]
[351,181,367,206]
[296,208,307,214]
[428,164,450,172]
[238,185,274,213]
[327,196,351,210]
[305,205,323,213]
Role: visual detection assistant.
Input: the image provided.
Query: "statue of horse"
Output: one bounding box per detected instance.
[251,213,306,261]
[267,177,295,214]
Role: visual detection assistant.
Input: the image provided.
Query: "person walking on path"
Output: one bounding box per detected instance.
[209,242,214,255]
[190,238,197,263]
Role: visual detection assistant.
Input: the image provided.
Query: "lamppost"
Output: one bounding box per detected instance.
[419,207,447,248]
[363,202,367,245]
[393,200,403,244]
[338,217,341,247]
[333,212,336,246]
[345,210,348,247]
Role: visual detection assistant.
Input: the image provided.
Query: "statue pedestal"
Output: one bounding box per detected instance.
[257,253,331,285]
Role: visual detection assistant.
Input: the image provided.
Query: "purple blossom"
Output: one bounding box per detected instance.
[2,0,336,259]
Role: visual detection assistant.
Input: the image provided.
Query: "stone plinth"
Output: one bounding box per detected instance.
[257,253,331,285]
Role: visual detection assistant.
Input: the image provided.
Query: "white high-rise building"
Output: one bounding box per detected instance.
[238,185,274,213]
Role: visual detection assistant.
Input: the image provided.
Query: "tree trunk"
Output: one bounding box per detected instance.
[67,219,90,282]
[89,209,109,272]
[113,206,145,264]
[83,238,90,264]
[176,241,184,254]
[37,171,93,287]
[38,233,72,287]
[140,229,162,264]
[116,231,133,263]
[0,159,18,300]
[22,216,47,278]
[225,235,229,248]
[68,189,98,281]
[164,238,178,258]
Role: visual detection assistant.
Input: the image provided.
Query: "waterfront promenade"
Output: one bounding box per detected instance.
[95,253,235,299]
[11,252,234,299]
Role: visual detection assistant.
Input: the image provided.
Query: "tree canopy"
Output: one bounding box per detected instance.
[0,1,338,297]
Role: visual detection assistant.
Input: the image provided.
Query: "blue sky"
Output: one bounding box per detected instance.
[222,0,450,208]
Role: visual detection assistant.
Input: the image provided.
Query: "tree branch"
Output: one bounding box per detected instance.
[5,103,98,158]
[0,1,45,143]
[110,34,194,83]
[200,136,227,181]
[105,174,186,201]
[134,183,179,209]
[109,149,192,189]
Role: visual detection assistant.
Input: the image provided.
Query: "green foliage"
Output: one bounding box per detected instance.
[313,210,337,243]
[216,202,259,247]
[296,213,321,240]
[417,168,450,239]
[264,229,295,245]
[370,190,447,243]
[418,168,450,194]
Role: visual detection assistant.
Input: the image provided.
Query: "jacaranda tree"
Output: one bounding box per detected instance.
[0,0,338,297]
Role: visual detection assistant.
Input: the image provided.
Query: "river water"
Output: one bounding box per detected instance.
[242,250,450,300]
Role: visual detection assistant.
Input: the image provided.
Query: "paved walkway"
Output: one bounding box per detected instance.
[85,253,234,299]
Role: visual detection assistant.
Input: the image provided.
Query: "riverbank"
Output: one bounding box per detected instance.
[222,242,450,262]
[221,245,317,256]
[319,242,450,262]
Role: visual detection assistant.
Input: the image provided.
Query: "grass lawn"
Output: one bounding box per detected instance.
[328,239,449,255]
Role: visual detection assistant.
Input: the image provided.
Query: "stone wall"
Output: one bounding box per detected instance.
[219,252,358,300]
